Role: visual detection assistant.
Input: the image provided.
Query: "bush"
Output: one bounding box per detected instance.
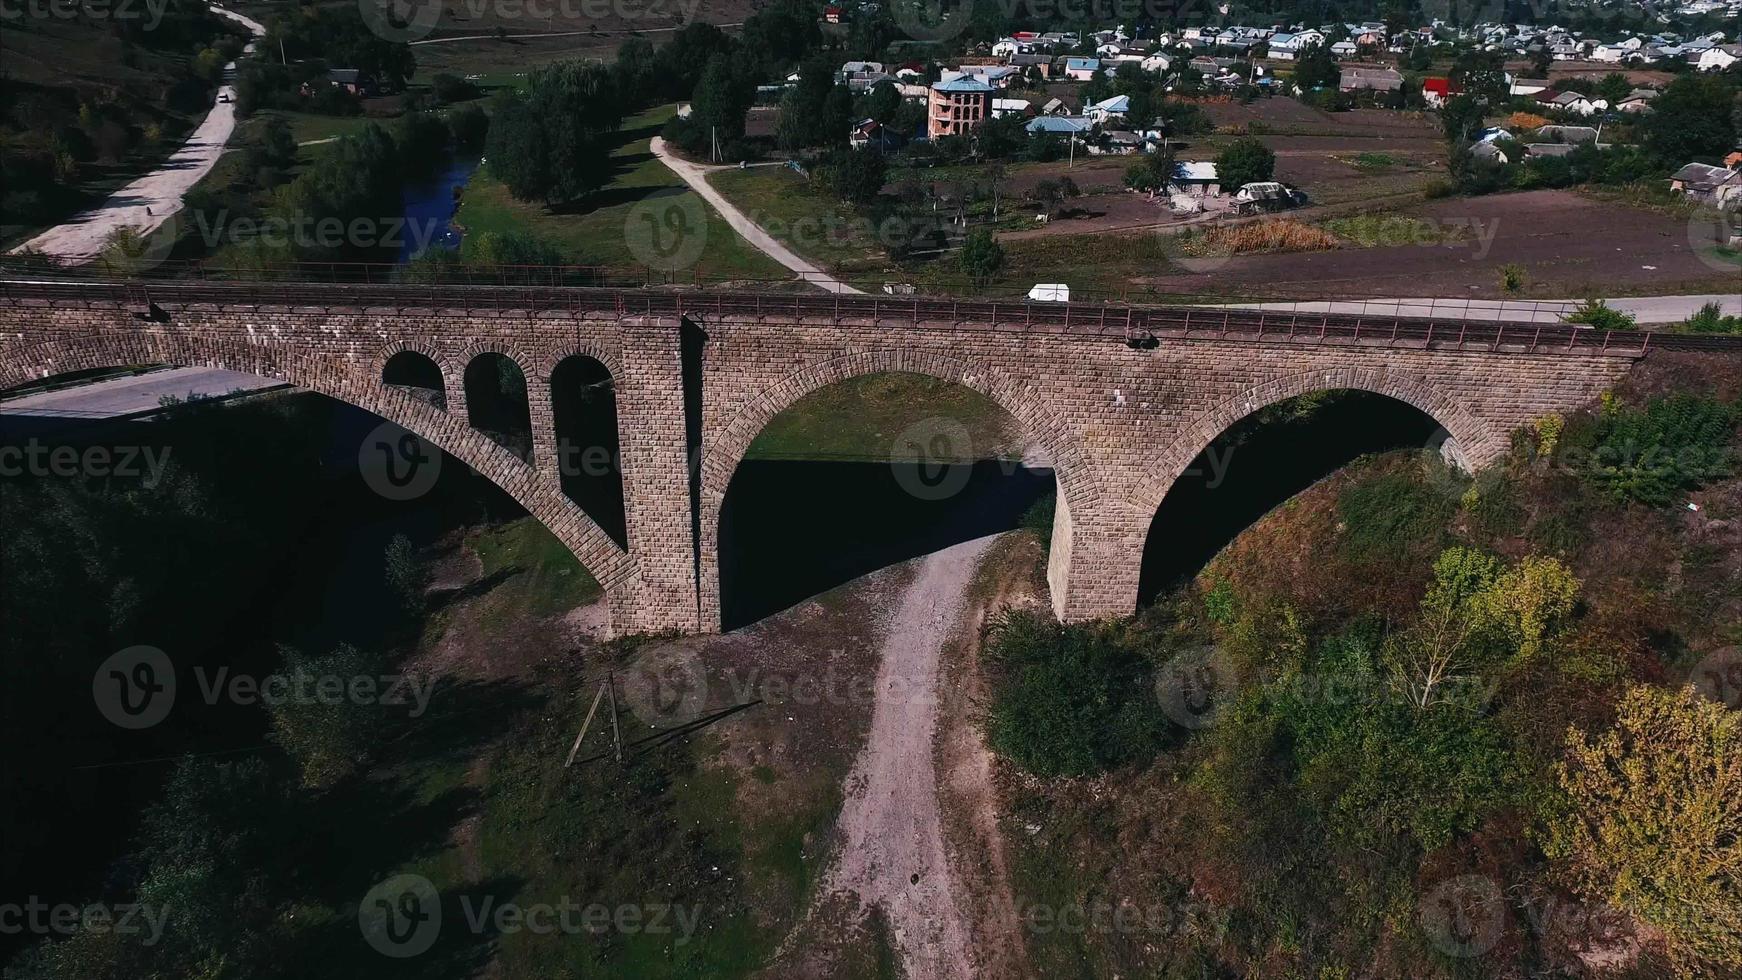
[958,227,1004,280]
[1019,492,1054,550]
[1547,684,1742,975]
[1685,301,1742,334]
[265,642,393,788]
[1569,395,1739,506]
[1564,297,1637,330]
[447,102,489,150]
[431,72,478,103]
[984,612,1166,776]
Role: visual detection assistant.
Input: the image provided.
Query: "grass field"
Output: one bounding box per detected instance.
[454,106,785,280]
[265,110,383,147]
[708,166,896,281]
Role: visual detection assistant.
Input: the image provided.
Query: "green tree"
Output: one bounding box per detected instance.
[1440,93,1487,143]
[689,53,755,151]
[958,227,1004,280]
[1594,72,1631,107]
[1647,74,1739,162]
[1123,146,1176,196]
[1293,42,1340,93]
[1215,137,1275,190]
[486,61,623,204]
[1548,684,1742,975]
[857,80,901,124]
[266,643,393,788]
[816,146,887,204]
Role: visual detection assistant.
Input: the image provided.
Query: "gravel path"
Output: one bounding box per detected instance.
[648,136,862,294]
[9,5,264,262]
[820,534,995,980]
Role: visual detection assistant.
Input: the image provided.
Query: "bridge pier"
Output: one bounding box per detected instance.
[607,320,702,634]
[526,383,560,479]
[1046,487,1148,623]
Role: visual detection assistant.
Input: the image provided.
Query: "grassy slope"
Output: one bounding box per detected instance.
[454,105,785,280]
[0,18,222,246]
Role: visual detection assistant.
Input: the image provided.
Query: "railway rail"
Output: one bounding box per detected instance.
[4,275,1739,357]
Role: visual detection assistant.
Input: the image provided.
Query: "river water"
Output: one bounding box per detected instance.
[396,154,480,262]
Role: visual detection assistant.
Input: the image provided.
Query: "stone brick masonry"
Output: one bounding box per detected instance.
[0,294,1648,634]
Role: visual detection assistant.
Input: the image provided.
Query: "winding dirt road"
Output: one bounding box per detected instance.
[9,5,264,262]
[648,136,863,294]
[818,534,995,978]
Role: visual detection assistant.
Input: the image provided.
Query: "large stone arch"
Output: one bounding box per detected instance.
[0,331,640,623]
[1135,366,1500,517]
[696,347,1098,629]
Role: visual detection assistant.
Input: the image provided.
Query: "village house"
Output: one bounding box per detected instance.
[1698,44,1742,70]
[1338,66,1404,93]
[1617,88,1658,113]
[927,76,992,138]
[1266,30,1325,60]
[1062,56,1101,81]
[1170,160,1220,196]
[1535,90,1599,116]
[1509,77,1552,97]
[301,68,375,98]
[1670,162,1742,206]
[1421,76,1459,107]
[1085,94,1130,124]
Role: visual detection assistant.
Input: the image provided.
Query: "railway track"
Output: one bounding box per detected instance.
[4,275,1739,356]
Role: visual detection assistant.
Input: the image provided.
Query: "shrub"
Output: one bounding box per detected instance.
[1547,684,1742,975]
[1018,492,1054,549]
[266,643,393,788]
[1685,301,1742,334]
[1499,262,1526,293]
[958,228,1004,280]
[1571,396,1740,505]
[1565,298,1637,331]
[984,612,1166,776]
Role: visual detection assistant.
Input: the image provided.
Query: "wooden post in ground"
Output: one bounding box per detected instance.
[563,681,610,768]
[607,671,623,763]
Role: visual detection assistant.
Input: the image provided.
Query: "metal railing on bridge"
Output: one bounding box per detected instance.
[3,259,1738,357]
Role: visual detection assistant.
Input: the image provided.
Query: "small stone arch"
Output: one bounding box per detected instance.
[535,342,624,384]
[455,342,538,382]
[373,339,455,385]
[1135,366,1499,516]
[697,347,1098,627]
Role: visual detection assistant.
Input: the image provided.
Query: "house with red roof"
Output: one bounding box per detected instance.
[1421,76,1460,107]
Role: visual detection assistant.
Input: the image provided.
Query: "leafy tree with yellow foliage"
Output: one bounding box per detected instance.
[1546,685,1742,976]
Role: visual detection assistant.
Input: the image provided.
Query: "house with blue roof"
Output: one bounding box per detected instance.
[1063,57,1101,80]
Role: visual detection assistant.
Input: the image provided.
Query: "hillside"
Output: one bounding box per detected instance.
[0,3,247,245]
[983,350,1742,979]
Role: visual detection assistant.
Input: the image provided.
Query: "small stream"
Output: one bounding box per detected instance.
[396,153,480,262]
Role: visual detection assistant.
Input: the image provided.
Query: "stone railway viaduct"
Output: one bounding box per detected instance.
[2,278,1716,634]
